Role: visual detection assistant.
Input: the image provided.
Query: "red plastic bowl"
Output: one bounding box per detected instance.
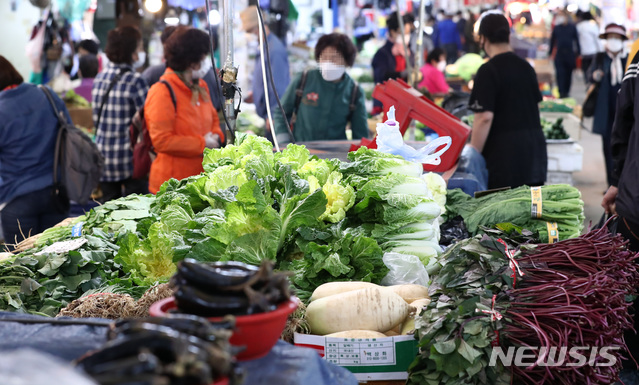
[150,296,298,361]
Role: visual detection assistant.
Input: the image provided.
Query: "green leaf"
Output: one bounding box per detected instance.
[59,273,92,291]
[458,338,482,364]
[37,254,68,276]
[433,339,457,355]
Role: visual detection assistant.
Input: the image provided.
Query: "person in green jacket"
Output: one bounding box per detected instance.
[273,33,369,144]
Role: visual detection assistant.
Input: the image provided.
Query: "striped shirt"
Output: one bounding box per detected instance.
[92,63,148,182]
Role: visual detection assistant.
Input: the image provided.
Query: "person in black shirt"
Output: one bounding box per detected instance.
[468,12,547,189]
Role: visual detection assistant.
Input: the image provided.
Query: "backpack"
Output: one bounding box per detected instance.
[129,80,176,180]
[39,86,103,206]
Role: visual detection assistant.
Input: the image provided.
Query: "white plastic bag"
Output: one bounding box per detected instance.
[376,106,452,165]
[381,252,430,286]
[25,10,48,74]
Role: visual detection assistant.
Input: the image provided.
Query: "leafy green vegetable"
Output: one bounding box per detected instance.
[446,185,584,243]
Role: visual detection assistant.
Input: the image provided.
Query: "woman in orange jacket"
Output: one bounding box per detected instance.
[145,26,223,194]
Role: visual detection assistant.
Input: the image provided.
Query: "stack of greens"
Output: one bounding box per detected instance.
[541,117,569,140]
[446,185,584,243]
[0,134,446,314]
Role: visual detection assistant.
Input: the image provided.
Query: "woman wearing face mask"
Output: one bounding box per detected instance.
[143,26,223,194]
[468,13,547,189]
[92,26,149,202]
[418,48,451,96]
[272,33,368,144]
[588,24,629,188]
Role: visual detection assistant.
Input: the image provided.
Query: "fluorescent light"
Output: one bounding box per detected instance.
[144,0,162,13]
[567,4,578,12]
[209,9,221,26]
[165,9,179,25]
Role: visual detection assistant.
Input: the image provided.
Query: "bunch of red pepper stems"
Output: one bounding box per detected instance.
[502,224,639,384]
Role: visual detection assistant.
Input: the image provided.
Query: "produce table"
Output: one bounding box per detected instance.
[0,312,358,385]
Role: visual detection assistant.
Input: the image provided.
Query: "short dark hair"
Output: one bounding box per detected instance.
[78,39,99,55]
[403,13,415,25]
[0,55,23,91]
[427,48,445,65]
[160,26,177,44]
[105,26,141,64]
[478,13,510,44]
[164,26,210,72]
[314,33,357,67]
[387,12,400,32]
[79,54,99,78]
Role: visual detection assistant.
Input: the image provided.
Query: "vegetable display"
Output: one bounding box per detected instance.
[305,281,429,336]
[0,134,445,315]
[541,117,569,140]
[446,185,584,243]
[408,225,638,385]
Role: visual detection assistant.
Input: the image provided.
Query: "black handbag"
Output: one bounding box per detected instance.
[582,54,604,118]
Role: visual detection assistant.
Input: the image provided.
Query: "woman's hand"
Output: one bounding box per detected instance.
[592,70,604,82]
[204,132,221,149]
[602,186,618,215]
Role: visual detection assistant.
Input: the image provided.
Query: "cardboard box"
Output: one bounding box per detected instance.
[68,106,94,129]
[294,333,419,381]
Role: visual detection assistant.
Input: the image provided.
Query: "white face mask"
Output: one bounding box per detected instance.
[555,16,566,25]
[133,51,145,69]
[606,38,623,53]
[437,60,447,72]
[192,57,212,79]
[320,62,346,82]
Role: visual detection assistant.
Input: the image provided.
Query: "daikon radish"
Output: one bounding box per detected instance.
[401,317,416,335]
[388,284,429,303]
[384,330,400,337]
[409,298,431,314]
[326,330,387,338]
[310,281,379,302]
[306,287,410,335]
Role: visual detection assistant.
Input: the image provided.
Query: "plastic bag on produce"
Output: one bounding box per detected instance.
[440,216,470,246]
[376,106,452,165]
[381,252,429,286]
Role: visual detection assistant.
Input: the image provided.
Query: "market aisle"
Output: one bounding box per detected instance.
[570,71,608,228]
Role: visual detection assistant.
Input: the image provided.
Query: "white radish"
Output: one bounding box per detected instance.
[306,287,410,335]
[309,281,379,302]
[387,284,430,303]
[326,330,387,338]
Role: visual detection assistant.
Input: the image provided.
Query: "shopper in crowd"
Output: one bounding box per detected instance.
[588,24,629,188]
[433,11,462,64]
[602,31,639,379]
[418,48,450,96]
[576,11,603,84]
[372,12,409,115]
[142,26,222,111]
[92,26,149,202]
[70,39,106,79]
[0,56,71,248]
[144,27,223,195]
[240,6,290,129]
[74,54,98,102]
[549,10,580,98]
[141,26,177,87]
[468,13,547,189]
[272,33,368,144]
[464,13,480,54]
[455,11,467,50]
[353,4,376,52]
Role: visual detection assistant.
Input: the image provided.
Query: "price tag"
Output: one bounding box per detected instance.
[325,338,396,366]
[531,186,543,219]
[72,222,84,237]
[547,222,559,244]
